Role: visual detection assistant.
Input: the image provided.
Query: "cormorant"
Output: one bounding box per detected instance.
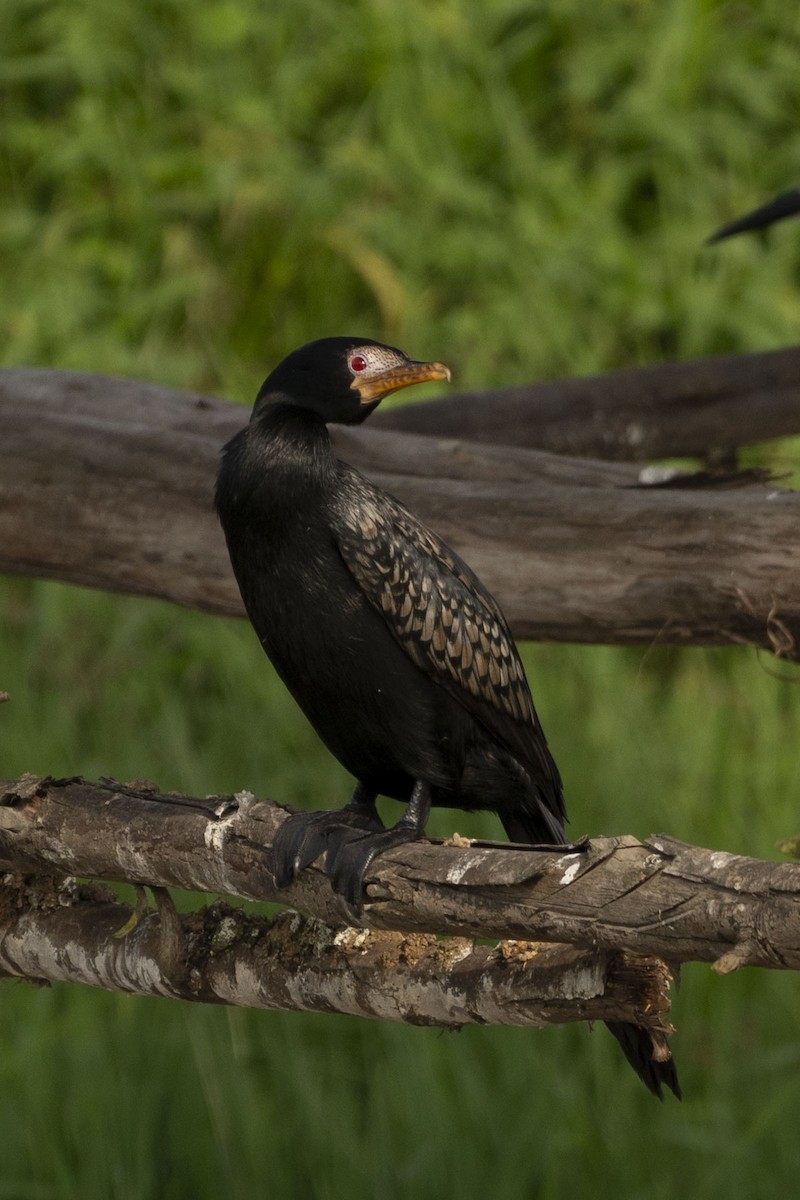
[215,336,681,1100]
[707,187,800,242]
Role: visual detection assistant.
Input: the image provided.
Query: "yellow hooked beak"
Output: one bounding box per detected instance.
[351,360,451,404]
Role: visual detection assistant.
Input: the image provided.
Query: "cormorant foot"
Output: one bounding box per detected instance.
[326,821,428,910]
[272,801,385,889]
[273,781,432,908]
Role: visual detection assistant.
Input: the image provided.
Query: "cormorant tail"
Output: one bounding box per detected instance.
[605,1021,682,1101]
[500,809,682,1100]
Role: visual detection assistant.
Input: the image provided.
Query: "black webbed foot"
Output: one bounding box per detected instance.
[273,780,433,910]
[327,779,433,910]
[326,822,424,909]
[272,785,384,888]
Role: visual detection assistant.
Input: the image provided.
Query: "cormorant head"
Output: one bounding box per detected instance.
[252,337,451,425]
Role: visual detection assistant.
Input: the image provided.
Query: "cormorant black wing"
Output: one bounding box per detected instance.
[331,472,557,788]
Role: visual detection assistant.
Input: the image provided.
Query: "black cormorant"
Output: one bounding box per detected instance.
[215,337,681,1100]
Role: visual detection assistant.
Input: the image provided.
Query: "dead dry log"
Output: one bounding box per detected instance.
[1,367,798,656]
[1,775,799,974]
[0,876,673,1035]
[375,343,800,460]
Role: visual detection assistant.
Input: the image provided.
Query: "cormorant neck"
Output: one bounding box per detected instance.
[250,400,336,482]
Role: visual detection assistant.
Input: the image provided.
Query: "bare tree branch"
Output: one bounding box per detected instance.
[374,343,800,460]
[2,776,799,974]
[1,367,798,656]
[0,875,674,1035]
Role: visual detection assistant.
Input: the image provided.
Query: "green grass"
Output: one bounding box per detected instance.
[4,588,800,1200]
[3,1,800,1197]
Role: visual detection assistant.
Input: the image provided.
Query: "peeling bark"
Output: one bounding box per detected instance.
[0,877,673,1034]
[1,776,799,973]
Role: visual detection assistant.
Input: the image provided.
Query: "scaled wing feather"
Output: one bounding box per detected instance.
[332,483,537,732]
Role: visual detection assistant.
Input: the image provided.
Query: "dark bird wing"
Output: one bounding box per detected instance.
[331,472,560,798]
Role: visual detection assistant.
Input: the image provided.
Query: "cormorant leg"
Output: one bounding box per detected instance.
[272,783,385,888]
[326,780,432,910]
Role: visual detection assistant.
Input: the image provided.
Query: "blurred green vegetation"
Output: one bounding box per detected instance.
[3,0,800,1197]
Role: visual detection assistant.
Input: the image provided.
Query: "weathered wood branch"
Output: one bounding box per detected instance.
[1,776,799,974]
[1,367,798,656]
[375,344,800,460]
[0,876,673,1035]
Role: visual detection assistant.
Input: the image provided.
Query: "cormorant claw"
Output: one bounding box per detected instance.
[326,822,429,909]
[272,802,385,889]
[272,786,430,910]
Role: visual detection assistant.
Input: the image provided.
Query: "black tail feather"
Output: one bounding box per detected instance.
[499,807,681,1100]
[605,1021,682,1101]
[499,782,568,847]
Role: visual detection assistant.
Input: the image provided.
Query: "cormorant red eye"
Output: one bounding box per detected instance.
[350,355,368,373]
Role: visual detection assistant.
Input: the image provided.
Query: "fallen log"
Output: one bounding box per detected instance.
[1,775,798,972]
[0,876,674,1037]
[1,368,798,656]
[375,343,800,460]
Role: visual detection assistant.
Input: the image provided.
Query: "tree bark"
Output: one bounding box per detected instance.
[2,775,798,974]
[0,876,674,1035]
[374,343,800,460]
[1,367,798,657]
